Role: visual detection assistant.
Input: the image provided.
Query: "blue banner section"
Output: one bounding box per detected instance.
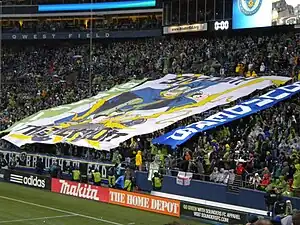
[1,30,161,40]
[153,82,300,149]
[38,0,156,12]
[135,171,300,212]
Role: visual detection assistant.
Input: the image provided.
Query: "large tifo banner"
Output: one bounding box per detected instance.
[153,81,300,148]
[2,74,290,150]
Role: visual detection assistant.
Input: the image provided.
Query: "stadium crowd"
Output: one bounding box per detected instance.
[2,17,162,33]
[1,32,298,129]
[1,28,300,202]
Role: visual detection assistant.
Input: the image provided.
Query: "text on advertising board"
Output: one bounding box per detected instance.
[181,202,247,224]
[1,30,161,40]
[214,21,230,31]
[109,189,180,217]
[51,178,109,203]
[163,23,207,34]
[7,170,50,190]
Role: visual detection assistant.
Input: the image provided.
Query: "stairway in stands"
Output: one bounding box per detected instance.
[227,175,242,194]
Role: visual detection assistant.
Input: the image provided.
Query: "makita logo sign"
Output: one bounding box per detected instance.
[59,180,99,200]
[51,178,109,202]
[10,174,46,189]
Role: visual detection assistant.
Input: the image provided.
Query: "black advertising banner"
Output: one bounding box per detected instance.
[4,169,51,190]
[181,202,247,225]
[0,150,115,178]
[1,29,162,40]
[2,5,38,15]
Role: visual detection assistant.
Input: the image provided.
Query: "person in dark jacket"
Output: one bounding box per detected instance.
[0,154,8,169]
[108,164,118,187]
[265,187,282,216]
[36,157,44,175]
[8,154,17,170]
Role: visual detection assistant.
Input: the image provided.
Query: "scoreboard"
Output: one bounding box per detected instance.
[232,0,300,29]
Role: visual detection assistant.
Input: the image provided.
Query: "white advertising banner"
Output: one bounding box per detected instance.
[163,23,208,34]
[2,74,290,150]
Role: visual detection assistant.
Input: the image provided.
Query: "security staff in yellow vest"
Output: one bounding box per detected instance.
[124,178,133,192]
[72,168,81,182]
[92,169,101,186]
[152,172,163,191]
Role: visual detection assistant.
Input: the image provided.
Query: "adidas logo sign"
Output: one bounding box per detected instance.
[10,174,46,188]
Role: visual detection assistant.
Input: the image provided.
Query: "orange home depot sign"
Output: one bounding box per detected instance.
[108,189,180,217]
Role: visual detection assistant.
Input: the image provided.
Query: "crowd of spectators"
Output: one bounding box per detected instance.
[2,17,162,33]
[1,32,298,130]
[204,93,300,196]
[1,29,300,201]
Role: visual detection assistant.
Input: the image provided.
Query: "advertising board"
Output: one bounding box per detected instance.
[51,178,109,202]
[51,179,180,217]
[108,189,180,217]
[181,202,247,224]
[163,23,207,34]
[1,30,161,40]
[233,0,300,29]
[6,170,51,190]
[38,0,156,12]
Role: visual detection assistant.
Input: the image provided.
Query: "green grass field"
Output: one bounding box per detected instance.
[0,182,205,225]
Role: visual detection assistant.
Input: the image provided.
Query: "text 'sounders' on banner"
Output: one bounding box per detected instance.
[153,82,300,149]
[2,75,290,151]
[108,189,180,217]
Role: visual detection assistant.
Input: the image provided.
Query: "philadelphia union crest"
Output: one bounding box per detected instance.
[238,0,262,16]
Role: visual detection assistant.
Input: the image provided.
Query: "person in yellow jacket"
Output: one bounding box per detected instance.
[239,64,245,75]
[92,169,101,186]
[135,150,142,171]
[235,64,240,74]
[152,172,163,191]
[246,70,251,77]
[251,71,257,77]
[124,178,133,192]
